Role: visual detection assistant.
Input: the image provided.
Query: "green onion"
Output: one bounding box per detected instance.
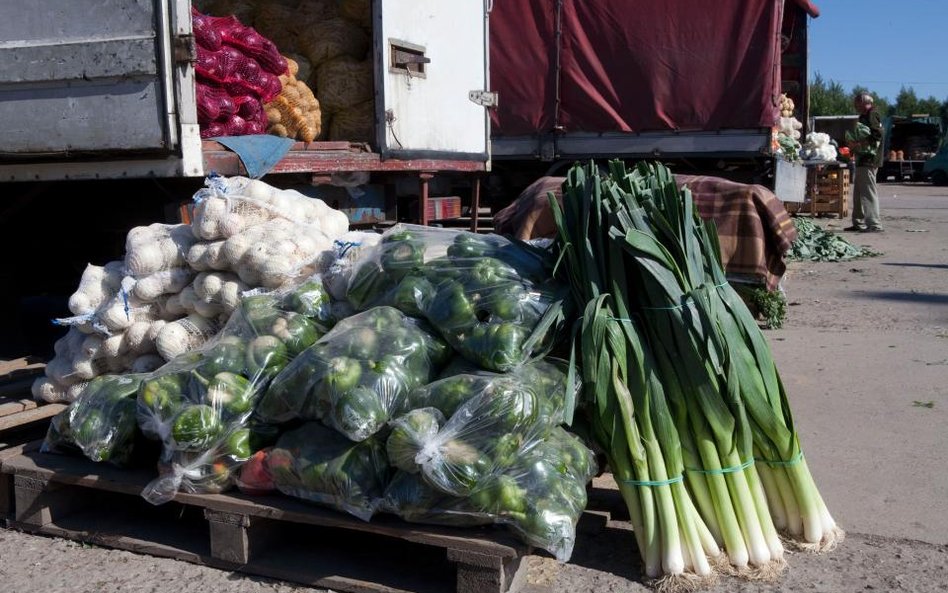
[551,160,842,582]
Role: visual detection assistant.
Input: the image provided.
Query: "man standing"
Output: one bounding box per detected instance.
[846,93,884,232]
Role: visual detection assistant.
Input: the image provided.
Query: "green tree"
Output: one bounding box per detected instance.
[809,73,851,115]
[916,96,942,117]
[894,86,921,116]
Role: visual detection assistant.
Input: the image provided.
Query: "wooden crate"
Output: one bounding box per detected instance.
[0,358,63,436]
[1,442,536,593]
[786,166,850,218]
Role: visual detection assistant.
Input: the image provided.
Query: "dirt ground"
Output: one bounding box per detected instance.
[2,182,947,592]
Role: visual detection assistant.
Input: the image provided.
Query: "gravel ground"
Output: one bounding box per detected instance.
[2,182,946,592]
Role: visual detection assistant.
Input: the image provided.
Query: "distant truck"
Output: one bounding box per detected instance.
[811,114,944,183]
[877,116,944,182]
[922,139,948,186]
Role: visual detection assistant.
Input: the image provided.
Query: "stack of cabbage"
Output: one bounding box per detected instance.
[33,176,349,403]
[802,132,838,162]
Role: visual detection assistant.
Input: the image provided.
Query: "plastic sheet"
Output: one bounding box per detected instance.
[257,306,450,441]
[346,224,567,372]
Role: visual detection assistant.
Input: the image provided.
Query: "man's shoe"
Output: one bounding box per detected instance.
[843,226,866,232]
[865,227,885,233]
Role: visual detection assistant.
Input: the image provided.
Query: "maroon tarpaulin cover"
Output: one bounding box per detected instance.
[491,0,791,136]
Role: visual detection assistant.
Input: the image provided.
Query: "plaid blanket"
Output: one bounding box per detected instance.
[493,174,797,290]
[675,175,798,291]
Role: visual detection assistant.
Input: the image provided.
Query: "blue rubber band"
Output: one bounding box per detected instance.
[686,458,755,475]
[122,288,131,321]
[620,474,684,487]
[756,451,805,467]
[334,240,362,257]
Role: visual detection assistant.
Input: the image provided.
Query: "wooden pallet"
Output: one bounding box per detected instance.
[0,358,63,434]
[1,442,535,593]
[786,166,851,218]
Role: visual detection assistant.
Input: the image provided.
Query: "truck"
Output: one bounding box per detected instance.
[487,0,821,195]
[922,137,948,186]
[877,115,944,182]
[0,0,493,359]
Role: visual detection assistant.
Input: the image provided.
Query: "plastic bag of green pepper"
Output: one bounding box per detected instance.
[258,422,391,520]
[346,225,568,372]
[387,359,574,497]
[381,426,596,562]
[257,306,451,441]
[138,277,331,504]
[42,374,151,466]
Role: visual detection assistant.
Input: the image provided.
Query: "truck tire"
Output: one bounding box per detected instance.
[931,170,948,186]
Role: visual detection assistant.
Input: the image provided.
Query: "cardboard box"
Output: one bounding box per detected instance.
[427,196,462,221]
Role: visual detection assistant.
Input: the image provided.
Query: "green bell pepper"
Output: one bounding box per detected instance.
[323,356,363,393]
[206,372,254,417]
[446,233,492,259]
[240,294,281,334]
[284,278,331,323]
[277,313,320,357]
[245,335,288,379]
[171,404,222,450]
[427,281,476,331]
[391,274,433,317]
[386,408,443,473]
[139,373,188,420]
[201,336,247,376]
[224,427,252,459]
[330,385,387,441]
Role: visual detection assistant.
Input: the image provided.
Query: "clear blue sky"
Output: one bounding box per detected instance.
[808,0,948,103]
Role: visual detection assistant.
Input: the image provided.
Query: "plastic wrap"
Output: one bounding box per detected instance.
[381,427,596,562]
[191,175,349,243]
[138,277,332,504]
[346,225,567,372]
[257,306,450,441]
[266,422,390,520]
[42,375,150,466]
[391,360,572,497]
[322,232,383,301]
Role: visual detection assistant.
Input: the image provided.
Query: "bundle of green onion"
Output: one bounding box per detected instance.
[551,161,842,585]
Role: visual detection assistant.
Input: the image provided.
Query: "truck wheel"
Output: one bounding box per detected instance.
[932,170,948,186]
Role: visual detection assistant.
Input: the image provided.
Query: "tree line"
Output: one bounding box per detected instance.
[809,73,948,123]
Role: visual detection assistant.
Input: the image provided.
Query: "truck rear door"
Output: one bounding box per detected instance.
[0,0,201,179]
[374,0,491,162]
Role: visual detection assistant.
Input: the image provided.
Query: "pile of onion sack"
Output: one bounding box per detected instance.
[192,7,287,138]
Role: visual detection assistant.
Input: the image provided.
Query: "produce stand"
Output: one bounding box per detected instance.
[784,160,850,218]
[1,441,533,593]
